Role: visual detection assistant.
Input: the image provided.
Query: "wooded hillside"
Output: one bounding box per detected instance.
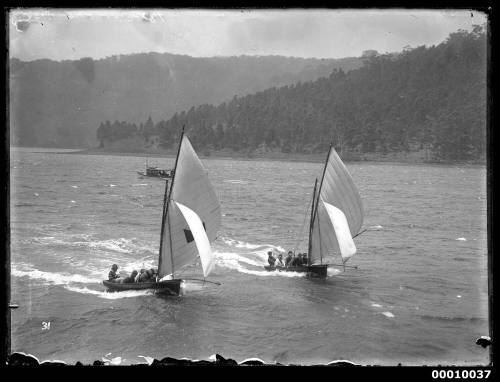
[9,53,361,148]
[98,26,487,162]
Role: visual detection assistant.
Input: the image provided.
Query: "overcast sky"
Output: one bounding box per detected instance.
[9,9,488,61]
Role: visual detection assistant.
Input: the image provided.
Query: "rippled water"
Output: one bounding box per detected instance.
[9,147,489,365]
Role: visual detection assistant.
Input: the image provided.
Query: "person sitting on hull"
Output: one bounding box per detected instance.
[120,270,138,284]
[301,254,308,266]
[298,253,306,266]
[151,268,159,282]
[293,253,305,266]
[294,254,302,266]
[275,253,284,267]
[267,251,276,267]
[285,251,293,267]
[135,269,146,283]
[299,253,305,265]
[138,268,155,283]
[137,269,150,282]
[108,264,120,282]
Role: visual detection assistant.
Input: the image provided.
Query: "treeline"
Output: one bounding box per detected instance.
[11,52,362,148]
[98,26,487,161]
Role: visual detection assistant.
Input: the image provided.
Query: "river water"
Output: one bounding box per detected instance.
[9,147,489,365]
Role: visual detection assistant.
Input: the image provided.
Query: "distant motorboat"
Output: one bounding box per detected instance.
[137,166,174,179]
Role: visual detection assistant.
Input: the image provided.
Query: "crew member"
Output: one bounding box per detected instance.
[135,269,146,282]
[108,264,120,282]
[275,253,284,267]
[267,251,276,267]
[120,270,138,284]
[285,251,293,267]
[302,253,309,265]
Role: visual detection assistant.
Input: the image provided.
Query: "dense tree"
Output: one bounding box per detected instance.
[96,27,487,162]
[10,52,364,148]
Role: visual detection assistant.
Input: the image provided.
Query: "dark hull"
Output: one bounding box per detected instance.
[137,171,172,179]
[103,279,181,295]
[264,264,328,277]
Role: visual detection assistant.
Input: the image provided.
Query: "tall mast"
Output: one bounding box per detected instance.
[157,179,169,275]
[307,178,318,266]
[158,125,185,279]
[310,144,332,264]
[311,144,332,229]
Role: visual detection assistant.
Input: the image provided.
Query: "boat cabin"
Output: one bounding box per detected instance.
[146,167,173,178]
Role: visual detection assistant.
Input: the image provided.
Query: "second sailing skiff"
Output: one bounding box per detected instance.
[265,145,364,277]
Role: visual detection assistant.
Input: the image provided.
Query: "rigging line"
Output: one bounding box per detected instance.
[181,278,221,286]
[329,263,358,269]
[307,178,318,266]
[318,204,323,265]
[293,191,313,252]
[353,228,368,239]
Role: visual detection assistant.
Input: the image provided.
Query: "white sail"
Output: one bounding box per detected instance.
[158,135,221,278]
[322,199,357,260]
[309,147,363,264]
[175,201,214,277]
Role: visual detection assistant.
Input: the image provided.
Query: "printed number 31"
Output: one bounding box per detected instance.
[42,322,50,330]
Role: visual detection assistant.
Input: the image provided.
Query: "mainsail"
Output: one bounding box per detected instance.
[308,146,363,264]
[158,134,221,278]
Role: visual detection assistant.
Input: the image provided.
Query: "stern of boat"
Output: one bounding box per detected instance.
[307,265,328,277]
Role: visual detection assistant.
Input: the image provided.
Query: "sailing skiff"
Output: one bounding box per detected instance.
[104,128,221,295]
[264,145,364,277]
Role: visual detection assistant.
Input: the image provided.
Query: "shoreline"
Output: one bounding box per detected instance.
[69,148,487,167]
[12,146,487,167]
[69,148,329,164]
